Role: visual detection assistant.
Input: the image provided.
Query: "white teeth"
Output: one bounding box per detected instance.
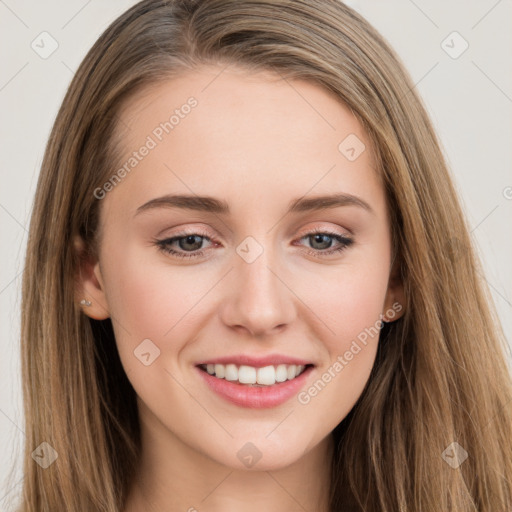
[201,363,307,386]
[275,364,288,382]
[214,364,225,378]
[224,363,238,381]
[238,365,257,384]
[256,365,275,385]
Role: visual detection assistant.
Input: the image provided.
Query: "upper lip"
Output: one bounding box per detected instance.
[196,354,314,368]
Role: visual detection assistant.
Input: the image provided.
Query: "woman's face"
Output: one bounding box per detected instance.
[80,65,403,470]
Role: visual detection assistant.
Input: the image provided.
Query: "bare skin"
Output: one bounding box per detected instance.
[76,65,404,512]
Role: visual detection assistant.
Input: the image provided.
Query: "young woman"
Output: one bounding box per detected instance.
[16,0,512,510]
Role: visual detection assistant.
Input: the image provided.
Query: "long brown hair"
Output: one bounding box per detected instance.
[14,0,512,510]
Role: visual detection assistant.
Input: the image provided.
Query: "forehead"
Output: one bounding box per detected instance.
[118,65,368,143]
[104,65,384,221]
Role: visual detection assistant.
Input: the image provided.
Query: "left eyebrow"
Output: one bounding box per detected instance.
[287,193,374,215]
[134,192,375,217]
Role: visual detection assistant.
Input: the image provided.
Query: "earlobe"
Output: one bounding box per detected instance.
[74,236,110,320]
[382,295,405,323]
[382,258,406,323]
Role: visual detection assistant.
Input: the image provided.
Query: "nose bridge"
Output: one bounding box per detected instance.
[219,233,296,336]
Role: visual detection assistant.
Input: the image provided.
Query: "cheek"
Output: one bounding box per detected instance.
[295,261,389,412]
[305,258,390,348]
[100,250,209,406]
[98,239,199,355]
[102,238,207,331]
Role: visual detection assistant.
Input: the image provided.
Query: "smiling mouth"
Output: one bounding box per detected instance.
[197,363,313,387]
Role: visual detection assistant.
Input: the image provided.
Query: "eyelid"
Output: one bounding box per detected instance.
[155,223,213,238]
[295,224,352,239]
[157,224,351,246]
[154,224,354,260]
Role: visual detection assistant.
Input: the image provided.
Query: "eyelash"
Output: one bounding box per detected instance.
[153,227,353,260]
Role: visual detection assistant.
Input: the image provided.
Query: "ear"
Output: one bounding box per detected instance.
[74,236,110,320]
[382,255,405,323]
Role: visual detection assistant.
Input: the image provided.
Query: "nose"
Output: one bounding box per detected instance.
[218,242,297,338]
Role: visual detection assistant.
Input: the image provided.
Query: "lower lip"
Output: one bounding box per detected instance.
[196,365,314,409]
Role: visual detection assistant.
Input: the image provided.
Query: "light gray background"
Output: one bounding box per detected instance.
[1,1,511,509]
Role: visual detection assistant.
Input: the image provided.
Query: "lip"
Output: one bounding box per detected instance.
[195,364,315,409]
[196,353,314,368]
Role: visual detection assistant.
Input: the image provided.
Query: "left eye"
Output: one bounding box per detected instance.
[154,230,353,259]
[295,230,354,256]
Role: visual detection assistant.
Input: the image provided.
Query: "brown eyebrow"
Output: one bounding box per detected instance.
[135,192,374,216]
